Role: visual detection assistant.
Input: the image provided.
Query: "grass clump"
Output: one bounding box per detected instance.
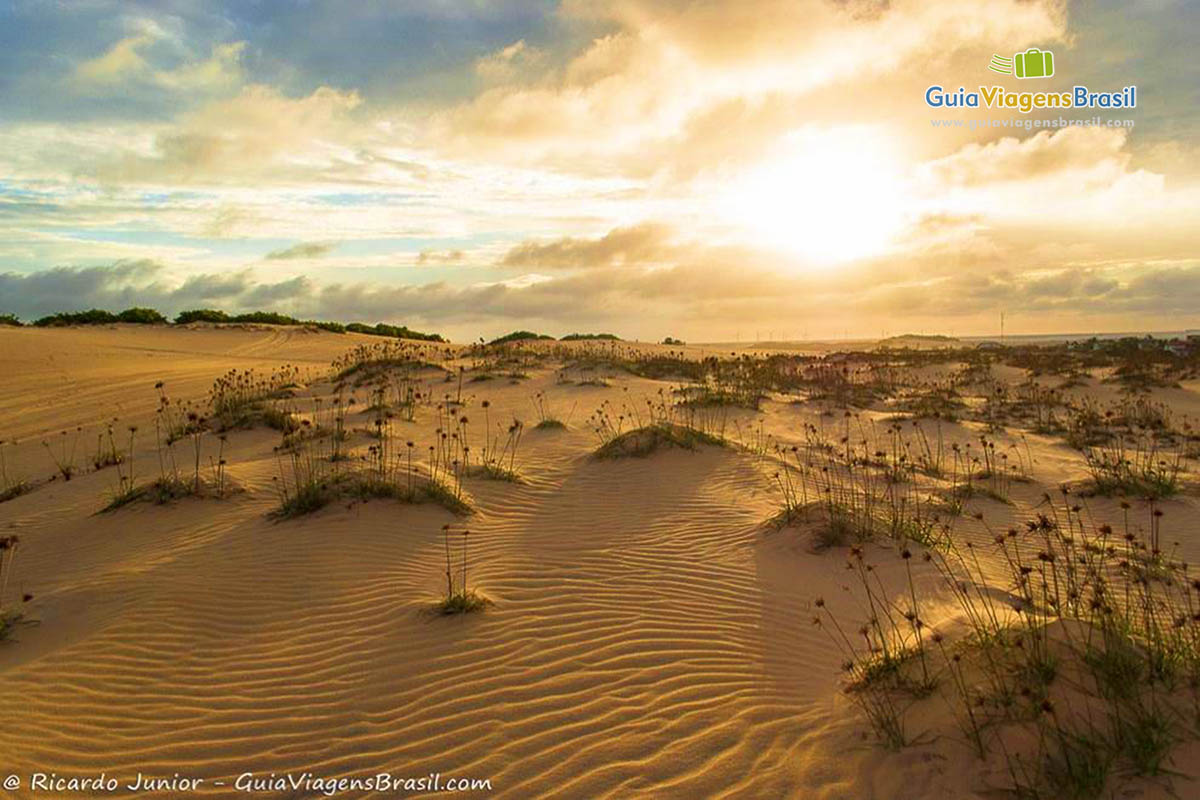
[330,340,449,383]
[41,428,81,481]
[0,439,31,503]
[676,383,762,410]
[946,481,1013,507]
[466,463,523,483]
[272,408,473,519]
[0,609,20,641]
[102,413,236,512]
[1083,433,1181,499]
[0,535,30,641]
[272,469,470,518]
[530,391,572,431]
[1026,722,1115,800]
[593,422,724,459]
[0,481,30,504]
[589,390,729,459]
[435,524,489,615]
[101,474,221,512]
[818,492,1200,797]
[209,366,304,432]
[258,404,301,434]
[438,590,489,614]
[769,420,951,551]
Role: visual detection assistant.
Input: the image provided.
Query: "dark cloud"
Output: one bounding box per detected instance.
[0,261,257,319]
[3,256,1199,341]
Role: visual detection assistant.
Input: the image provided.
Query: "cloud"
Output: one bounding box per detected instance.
[200,206,258,239]
[0,0,1198,341]
[924,125,1133,187]
[499,223,673,269]
[432,0,1068,175]
[416,249,465,265]
[155,42,246,93]
[264,241,338,260]
[475,40,545,84]
[73,29,245,94]
[96,84,362,184]
[913,126,1200,249]
[5,244,1198,342]
[75,34,155,85]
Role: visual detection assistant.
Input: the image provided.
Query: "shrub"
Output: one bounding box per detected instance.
[175,309,230,324]
[346,322,444,342]
[33,309,118,326]
[489,330,554,345]
[117,307,168,324]
[307,320,346,333]
[229,311,300,325]
[560,332,621,341]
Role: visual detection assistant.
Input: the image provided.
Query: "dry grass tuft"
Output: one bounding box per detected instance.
[593,422,725,459]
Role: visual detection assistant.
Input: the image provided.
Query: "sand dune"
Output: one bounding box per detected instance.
[2,326,1198,798]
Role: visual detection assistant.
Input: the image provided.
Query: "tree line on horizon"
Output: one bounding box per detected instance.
[488,330,622,345]
[0,307,445,342]
[0,308,644,346]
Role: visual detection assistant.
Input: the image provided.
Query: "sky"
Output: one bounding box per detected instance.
[0,0,1197,341]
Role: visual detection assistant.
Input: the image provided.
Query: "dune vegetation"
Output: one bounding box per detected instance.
[0,306,445,341]
[2,324,1199,798]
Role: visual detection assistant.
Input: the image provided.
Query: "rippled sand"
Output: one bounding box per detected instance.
[2,324,1198,798]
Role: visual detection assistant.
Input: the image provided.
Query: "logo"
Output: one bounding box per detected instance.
[989,48,1055,79]
[924,45,1135,114]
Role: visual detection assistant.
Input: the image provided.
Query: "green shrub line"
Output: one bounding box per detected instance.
[33,307,168,326]
[559,332,621,341]
[489,330,555,345]
[0,307,443,341]
[491,331,622,344]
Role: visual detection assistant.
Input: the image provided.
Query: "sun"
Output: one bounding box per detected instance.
[718,126,909,265]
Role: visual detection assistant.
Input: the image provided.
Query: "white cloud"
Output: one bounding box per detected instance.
[75,34,155,85]
[73,30,246,94]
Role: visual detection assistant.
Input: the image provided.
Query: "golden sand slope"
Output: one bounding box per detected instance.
[1,326,1199,799]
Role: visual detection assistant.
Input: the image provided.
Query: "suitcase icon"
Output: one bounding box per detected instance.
[1014,48,1054,79]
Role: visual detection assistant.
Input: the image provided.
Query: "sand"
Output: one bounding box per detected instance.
[1,325,1198,798]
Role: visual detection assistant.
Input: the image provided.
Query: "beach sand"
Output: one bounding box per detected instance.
[1,324,1198,798]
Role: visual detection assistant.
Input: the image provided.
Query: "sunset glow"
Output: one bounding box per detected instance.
[4,5,1200,798]
[0,0,1194,339]
[719,127,909,264]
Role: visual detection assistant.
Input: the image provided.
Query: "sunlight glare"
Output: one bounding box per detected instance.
[721,126,908,266]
